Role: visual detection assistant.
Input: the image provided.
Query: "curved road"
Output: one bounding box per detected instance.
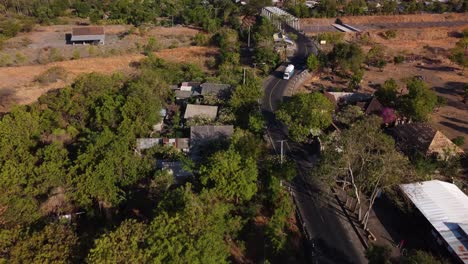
[261,28,366,263]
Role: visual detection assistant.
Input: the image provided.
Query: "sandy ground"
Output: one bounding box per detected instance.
[1,25,204,66]
[0,46,219,112]
[301,13,468,27]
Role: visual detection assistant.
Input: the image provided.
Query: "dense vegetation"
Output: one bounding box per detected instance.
[0,4,304,258]
[285,0,467,18]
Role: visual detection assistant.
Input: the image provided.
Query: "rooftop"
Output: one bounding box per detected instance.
[400,180,468,263]
[198,83,231,96]
[72,26,105,36]
[184,104,218,120]
[324,91,372,105]
[392,123,463,156]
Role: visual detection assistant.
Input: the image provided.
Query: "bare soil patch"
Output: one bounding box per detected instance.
[0,25,203,67]
[301,61,468,150]
[301,13,468,27]
[0,46,218,112]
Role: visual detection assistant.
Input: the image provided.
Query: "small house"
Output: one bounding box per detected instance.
[70,26,105,45]
[392,123,464,159]
[198,83,231,98]
[190,125,234,159]
[183,104,218,120]
[159,161,193,183]
[136,137,190,152]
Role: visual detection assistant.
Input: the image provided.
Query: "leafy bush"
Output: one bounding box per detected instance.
[15,52,27,64]
[49,48,64,62]
[143,37,160,55]
[382,30,397,39]
[317,32,344,44]
[72,49,80,60]
[0,53,12,66]
[193,33,209,46]
[0,20,21,38]
[35,66,68,84]
[452,136,465,146]
[393,55,405,64]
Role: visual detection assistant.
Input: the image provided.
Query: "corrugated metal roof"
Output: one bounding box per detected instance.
[400,180,468,263]
[184,104,218,119]
[72,26,104,36]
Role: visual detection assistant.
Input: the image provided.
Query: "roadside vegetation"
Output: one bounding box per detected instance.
[285,0,467,18]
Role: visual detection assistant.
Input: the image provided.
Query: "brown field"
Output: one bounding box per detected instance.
[297,21,468,150]
[301,12,468,27]
[0,46,219,112]
[1,25,204,67]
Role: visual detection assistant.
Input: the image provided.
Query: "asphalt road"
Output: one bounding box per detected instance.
[261,27,366,263]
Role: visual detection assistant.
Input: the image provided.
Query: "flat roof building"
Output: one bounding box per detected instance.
[70,26,105,45]
[184,104,218,120]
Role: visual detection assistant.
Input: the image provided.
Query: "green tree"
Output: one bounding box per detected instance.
[329,42,364,75]
[400,78,438,121]
[336,105,364,126]
[200,149,258,202]
[313,116,414,228]
[306,54,320,71]
[366,45,387,69]
[276,93,334,142]
[87,220,148,263]
[265,192,294,253]
[375,78,399,106]
[8,223,78,263]
[89,187,238,264]
[400,250,444,264]
[365,244,391,264]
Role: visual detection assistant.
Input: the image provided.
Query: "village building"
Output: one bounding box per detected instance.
[392,123,464,159]
[158,161,193,184]
[183,104,218,120]
[70,26,105,45]
[198,83,231,98]
[136,137,189,152]
[324,91,373,108]
[356,97,384,115]
[400,180,468,264]
[190,125,234,159]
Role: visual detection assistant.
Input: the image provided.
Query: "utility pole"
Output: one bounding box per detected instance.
[243,68,246,85]
[277,140,286,164]
[247,25,251,48]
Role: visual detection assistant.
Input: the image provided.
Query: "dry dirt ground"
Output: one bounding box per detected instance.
[297,22,468,150]
[0,24,204,66]
[0,46,219,112]
[301,13,468,32]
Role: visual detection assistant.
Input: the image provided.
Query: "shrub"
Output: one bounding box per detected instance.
[72,49,81,60]
[49,48,64,62]
[35,66,68,84]
[1,20,21,37]
[87,45,97,56]
[452,136,465,146]
[382,30,397,39]
[193,33,209,46]
[15,52,27,64]
[317,32,344,44]
[0,53,12,66]
[394,55,405,64]
[168,41,178,49]
[143,37,160,55]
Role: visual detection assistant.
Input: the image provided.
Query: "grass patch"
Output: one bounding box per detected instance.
[35,66,68,84]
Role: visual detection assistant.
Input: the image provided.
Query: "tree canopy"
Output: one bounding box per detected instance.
[400,78,438,121]
[313,116,414,228]
[276,93,334,142]
[200,149,258,202]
